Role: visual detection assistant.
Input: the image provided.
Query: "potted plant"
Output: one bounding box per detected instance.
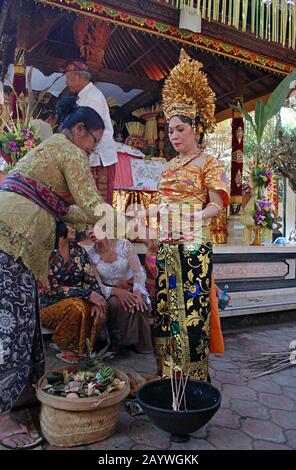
[231,68,296,244]
[0,68,60,173]
[251,198,276,246]
[0,121,41,169]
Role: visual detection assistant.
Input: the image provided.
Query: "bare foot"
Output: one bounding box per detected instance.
[0,411,42,449]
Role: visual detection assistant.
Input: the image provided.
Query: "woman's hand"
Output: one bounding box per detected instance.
[91,304,107,324]
[133,289,147,312]
[111,287,137,312]
[90,291,107,312]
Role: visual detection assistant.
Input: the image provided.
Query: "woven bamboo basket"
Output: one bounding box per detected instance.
[36,368,130,447]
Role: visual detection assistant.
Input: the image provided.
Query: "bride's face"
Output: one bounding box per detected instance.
[168,116,195,154]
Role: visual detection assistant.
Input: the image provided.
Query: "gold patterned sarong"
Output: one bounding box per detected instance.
[41,297,99,355]
[152,242,212,380]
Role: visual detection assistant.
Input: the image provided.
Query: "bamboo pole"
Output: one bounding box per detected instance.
[259,0,264,39]
[242,0,248,32]
[233,0,240,29]
[222,0,227,23]
[265,0,271,41]
[255,0,259,37]
[251,0,256,33]
[208,0,212,21]
[281,0,288,47]
[202,0,207,18]
[228,0,233,26]
[288,2,292,48]
[213,0,219,21]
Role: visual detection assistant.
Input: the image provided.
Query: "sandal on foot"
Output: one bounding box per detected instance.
[0,424,43,450]
[56,353,79,364]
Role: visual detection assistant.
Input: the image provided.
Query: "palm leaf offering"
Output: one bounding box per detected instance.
[42,361,126,398]
[43,339,126,398]
[243,344,296,381]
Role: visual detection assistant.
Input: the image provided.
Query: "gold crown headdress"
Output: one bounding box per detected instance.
[162,49,216,133]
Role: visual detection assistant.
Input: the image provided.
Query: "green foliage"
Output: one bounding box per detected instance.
[270,125,296,192]
[230,69,296,147]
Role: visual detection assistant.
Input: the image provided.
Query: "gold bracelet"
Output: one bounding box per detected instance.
[207,202,222,215]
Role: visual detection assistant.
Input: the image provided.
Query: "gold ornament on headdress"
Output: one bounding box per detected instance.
[162,49,216,133]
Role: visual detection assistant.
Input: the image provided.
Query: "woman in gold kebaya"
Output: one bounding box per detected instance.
[152,51,229,380]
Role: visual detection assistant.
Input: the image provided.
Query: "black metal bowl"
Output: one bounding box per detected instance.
[137,378,221,442]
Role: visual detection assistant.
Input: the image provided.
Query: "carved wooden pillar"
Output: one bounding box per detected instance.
[230,97,244,215]
[157,113,166,159]
[227,97,245,245]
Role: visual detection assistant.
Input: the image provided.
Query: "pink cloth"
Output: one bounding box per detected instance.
[114,152,140,188]
[107,163,116,204]
[90,163,117,204]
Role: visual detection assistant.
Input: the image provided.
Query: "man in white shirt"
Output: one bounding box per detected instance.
[64,61,117,202]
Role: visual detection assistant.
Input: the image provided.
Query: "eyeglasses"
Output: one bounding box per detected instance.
[87,130,100,146]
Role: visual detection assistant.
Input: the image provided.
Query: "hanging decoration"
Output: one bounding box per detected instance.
[34,1,294,73]
[165,0,296,49]
[73,17,110,69]
[132,104,162,156]
[125,122,145,150]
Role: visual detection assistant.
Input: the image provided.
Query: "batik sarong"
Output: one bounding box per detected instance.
[41,298,100,355]
[152,242,212,380]
[0,251,45,412]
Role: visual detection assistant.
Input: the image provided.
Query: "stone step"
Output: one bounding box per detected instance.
[221,294,296,318]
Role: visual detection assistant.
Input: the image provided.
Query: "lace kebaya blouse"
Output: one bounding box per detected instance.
[88,239,150,303]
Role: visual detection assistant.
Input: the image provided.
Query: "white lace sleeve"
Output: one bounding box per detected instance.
[124,240,150,302]
[88,248,113,300]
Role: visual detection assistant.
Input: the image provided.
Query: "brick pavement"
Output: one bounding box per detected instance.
[1,321,296,450]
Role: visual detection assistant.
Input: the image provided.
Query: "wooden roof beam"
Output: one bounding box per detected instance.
[216,73,275,103]
[26,52,159,92]
[124,42,160,72]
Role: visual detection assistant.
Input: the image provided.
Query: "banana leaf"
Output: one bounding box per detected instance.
[254,99,266,144]
[230,104,256,135]
[263,69,296,128]
[230,68,296,146]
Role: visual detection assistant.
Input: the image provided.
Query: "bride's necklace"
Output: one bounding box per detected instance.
[170,150,202,170]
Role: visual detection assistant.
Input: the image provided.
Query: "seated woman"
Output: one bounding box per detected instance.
[40,221,107,363]
[87,226,153,354]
